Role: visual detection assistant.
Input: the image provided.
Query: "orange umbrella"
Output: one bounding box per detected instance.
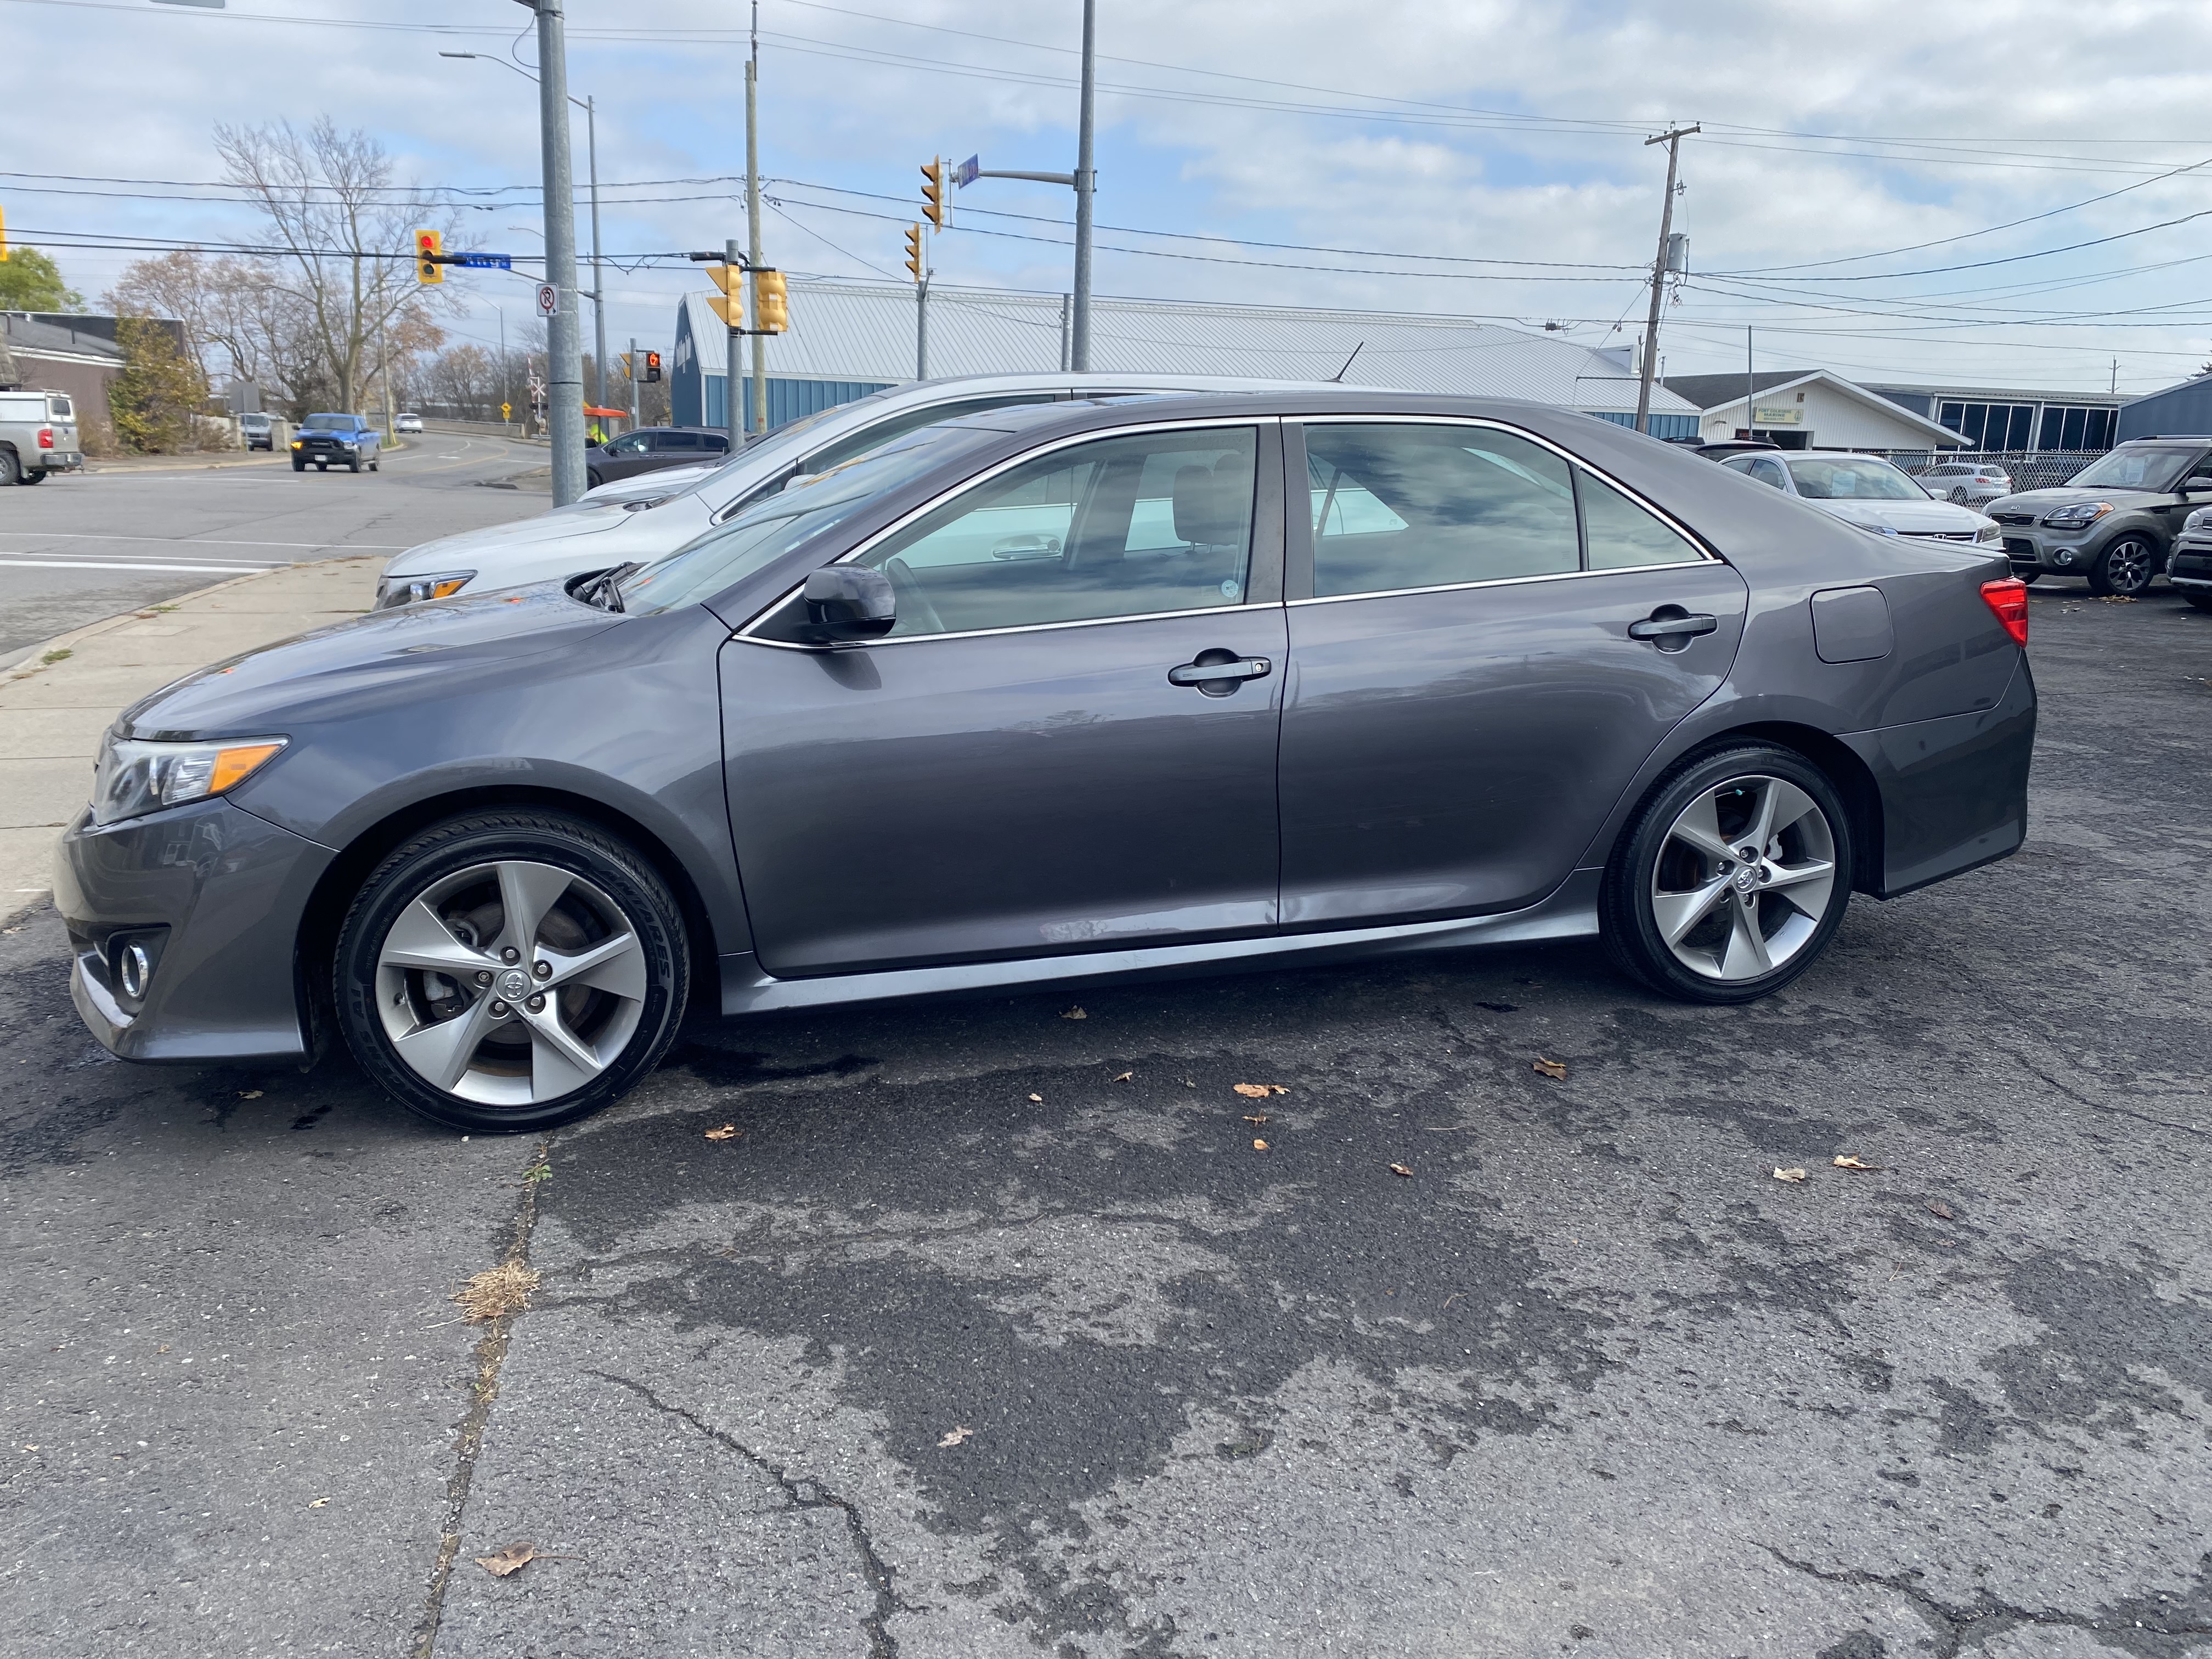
[582,404,628,417]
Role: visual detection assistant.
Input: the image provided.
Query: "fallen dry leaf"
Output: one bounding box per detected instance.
[1773,1167,1809,1183]
[1389,1163,1414,1178]
[1833,1154,1882,1172]
[1233,1083,1289,1098]
[308,1498,328,1509]
[1927,1200,1955,1221]
[1242,1113,1269,1125]
[1532,1057,1568,1080]
[238,1090,263,1100]
[453,1261,540,1324]
[1061,1007,1087,1020]
[2100,595,2137,605]
[1028,1093,1043,1103]
[703,1124,741,1141]
[475,1542,552,1578]
[1252,1138,1270,1151]
[938,1425,974,1448]
[1110,1071,1133,1083]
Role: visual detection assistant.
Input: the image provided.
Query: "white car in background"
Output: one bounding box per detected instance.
[1719,450,2001,544]
[394,411,425,434]
[1912,458,2012,506]
[374,373,1339,608]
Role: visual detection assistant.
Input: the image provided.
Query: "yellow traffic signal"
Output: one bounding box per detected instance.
[904,223,924,283]
[705,262,738,325]
[920,157,947,232]
[415,228,442,284]
[754,269,788,334]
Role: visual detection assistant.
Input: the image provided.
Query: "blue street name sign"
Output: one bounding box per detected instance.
[453,254,513,270]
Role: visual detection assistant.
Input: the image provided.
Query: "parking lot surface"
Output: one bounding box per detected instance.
[0,435,546,668]
[2,591,2208,1658]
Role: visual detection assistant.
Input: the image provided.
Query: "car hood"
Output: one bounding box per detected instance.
[119,582,622,741]
[382,509,631,578]
[1804,496,1993,534]
[578,465,716,504]
[1985,486,2167,516]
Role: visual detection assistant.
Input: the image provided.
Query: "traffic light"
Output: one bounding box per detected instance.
[919,157,947,232]
[904,223,924,283]
[754,269,788,334]
[414,228,442,285]
[704,262,738,326]
[644,351,662,382]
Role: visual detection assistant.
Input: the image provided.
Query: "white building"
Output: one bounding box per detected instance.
[1663,369,1969,454]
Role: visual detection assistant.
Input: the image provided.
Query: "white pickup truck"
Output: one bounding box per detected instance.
[0,388,84,484]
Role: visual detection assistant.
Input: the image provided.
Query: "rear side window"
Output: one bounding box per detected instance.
[1580,473,1703,569]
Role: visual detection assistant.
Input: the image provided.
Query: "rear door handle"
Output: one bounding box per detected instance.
[1628,611,1719,646]
[1169,655,1272,692]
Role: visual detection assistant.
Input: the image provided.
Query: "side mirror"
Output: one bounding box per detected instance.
[802,566,896,643]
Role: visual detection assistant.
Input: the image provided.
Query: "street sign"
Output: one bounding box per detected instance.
[535,283,559,318]
[453,253,513,270]
[955,154,980,188]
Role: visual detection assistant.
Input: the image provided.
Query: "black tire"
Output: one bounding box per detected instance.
[348,459,362,473]
[317,463,328,472]
[292,459,306,472]
[1949,487,1969,504]
[19,466,46,485]
[585,470,603,490]
[2086,534,2157,597]
[369,456,379,472]
[2017,572,2040,586]
[0,449,19,487]
[2186,592,2212,614]
[335,810,690,1133]
[1600,743,1855,1006]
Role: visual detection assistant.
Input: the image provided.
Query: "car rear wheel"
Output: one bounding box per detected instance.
[2087,534,2157,597]
[336,811,689,1133]
[19,467,45,485]
[1949,487,1969,504]
[1601,744,1854,1005]
[0,450,19,487]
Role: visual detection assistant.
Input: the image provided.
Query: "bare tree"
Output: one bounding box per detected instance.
[214,119,458,414]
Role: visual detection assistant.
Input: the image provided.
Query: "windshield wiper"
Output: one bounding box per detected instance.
[577,561,644,612]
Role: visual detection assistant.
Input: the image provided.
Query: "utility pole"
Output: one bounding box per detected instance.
[1745,325,1754,441]
[1073,0,1096,370]
[725,236,743,453]
[517,0,585,504]
[496,303,508,422]
[374,300,394,443]
[629,334,640,428]
[587,94,606,414]
[746,2,768,438]
[1634,122,1698,436]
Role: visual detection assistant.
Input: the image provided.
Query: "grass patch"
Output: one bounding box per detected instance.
[40,649,71,665]
[453,1261,540,1324]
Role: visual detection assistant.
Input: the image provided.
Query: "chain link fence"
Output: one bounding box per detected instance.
[1887,448,2106,494]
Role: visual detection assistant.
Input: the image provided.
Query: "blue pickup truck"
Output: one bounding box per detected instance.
[290,413,381,474]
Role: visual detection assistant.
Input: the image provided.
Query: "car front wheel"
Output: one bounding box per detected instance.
[336,811,690,1132]
[1601,744,1854,1005]
[2087,534,2157,597]
[2186,592,2212,613]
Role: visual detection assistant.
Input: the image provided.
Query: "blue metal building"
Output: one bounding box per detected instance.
[2117,375,2212,442]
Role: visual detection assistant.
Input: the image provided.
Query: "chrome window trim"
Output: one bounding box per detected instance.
[1292,413,1723,601]
[1285,557,1716,610]
[735,415,1282,650]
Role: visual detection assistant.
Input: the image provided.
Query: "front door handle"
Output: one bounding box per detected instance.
[1169,653,1272,695]
[1628,610,1719,651]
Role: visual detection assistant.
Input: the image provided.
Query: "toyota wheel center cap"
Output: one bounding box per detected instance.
[498,968,532,1001]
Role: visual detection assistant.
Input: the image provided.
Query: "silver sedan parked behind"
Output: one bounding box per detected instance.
[58,393,2036,1135]
[1720,450,2000,545]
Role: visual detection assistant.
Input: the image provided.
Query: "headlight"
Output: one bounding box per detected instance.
[2187,507,2212,533]
[2042,501,2111,530]
[91,735,286,827]
[289,440,302,450]
[374,571,475,609]
[1976,523,2001,543]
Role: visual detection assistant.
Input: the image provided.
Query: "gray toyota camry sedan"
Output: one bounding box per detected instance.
[56,393,2036,1133]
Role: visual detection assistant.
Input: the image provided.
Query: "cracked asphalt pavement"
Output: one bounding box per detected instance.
[3,591,2208,1658]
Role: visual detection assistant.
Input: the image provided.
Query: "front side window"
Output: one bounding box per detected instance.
[609,433,649,455]
[1305,424,1578,596]
[763,426,1259,641]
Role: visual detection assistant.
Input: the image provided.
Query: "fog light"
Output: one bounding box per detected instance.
[119,941,153,1000]
[2053,548,2076,566]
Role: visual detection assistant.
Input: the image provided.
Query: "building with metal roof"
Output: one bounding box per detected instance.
[672,279,1702,437]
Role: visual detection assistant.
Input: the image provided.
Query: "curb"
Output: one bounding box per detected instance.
[1,562,307,686]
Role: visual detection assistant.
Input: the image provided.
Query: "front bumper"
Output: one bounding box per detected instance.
[55,796,336,1064]
[2168,535,2212,591]
[1988,520,2112,578]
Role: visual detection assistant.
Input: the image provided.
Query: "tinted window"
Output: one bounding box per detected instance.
[1305,423,1578,597]
[609,433,649,455]
[1785,457,1925,501]
[657,432,702,451]
[1747,457,1788,490]
[802,393,1060,476]
[814,426,1259,639]
[1580,473,1703,569]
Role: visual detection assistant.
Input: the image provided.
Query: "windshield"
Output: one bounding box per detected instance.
[614,425,980,614]
[667,393,903,506]
[300,414,355,431]
[2064,445,2197,492]
[1785,456,1927,501]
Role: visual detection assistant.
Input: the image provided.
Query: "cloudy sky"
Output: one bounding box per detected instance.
[10,0,2212,396]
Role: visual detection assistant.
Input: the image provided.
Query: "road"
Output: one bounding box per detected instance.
[0,435,548,668]
[2,593,2208,1659]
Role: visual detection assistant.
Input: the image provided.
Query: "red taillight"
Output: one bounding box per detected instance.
[1980,577,2028,646]
[36,427,54,449]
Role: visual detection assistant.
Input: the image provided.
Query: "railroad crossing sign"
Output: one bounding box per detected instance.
[534,282,559,318]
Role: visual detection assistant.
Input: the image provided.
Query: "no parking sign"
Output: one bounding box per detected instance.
[534,283,559,318]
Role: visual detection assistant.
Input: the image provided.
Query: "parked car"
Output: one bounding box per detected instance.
[1982,437,2212,596]
[1913,459,2013,506]
[1694,438,1781,461]
[377,373,1357,610]
[1718,450,2000,545]
[59,392,2035,1133]
[0,388,83,484]
[585,426,731,489]
[239,411,275,452]
[290,413,381,473]
[394,411,425,435]
[2154,505,2212,612]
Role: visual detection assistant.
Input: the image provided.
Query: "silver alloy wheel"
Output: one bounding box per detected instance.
[373,859,648,1107]
[2102,537,2154,595]
[1650,775,1838,982]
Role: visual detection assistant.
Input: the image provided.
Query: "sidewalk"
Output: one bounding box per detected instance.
[0,556,377,920]
[82,449,290,475]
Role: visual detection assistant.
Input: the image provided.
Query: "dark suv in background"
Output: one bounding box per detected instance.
[584,425,732,490]
[1984,437,2212,595]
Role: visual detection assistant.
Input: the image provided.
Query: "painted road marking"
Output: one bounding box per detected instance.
[0,558,287,573]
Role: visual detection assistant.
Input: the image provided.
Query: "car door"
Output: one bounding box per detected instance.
[1277,417,1749,927]
[719,419,1288,977]
[597,432,652,481]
